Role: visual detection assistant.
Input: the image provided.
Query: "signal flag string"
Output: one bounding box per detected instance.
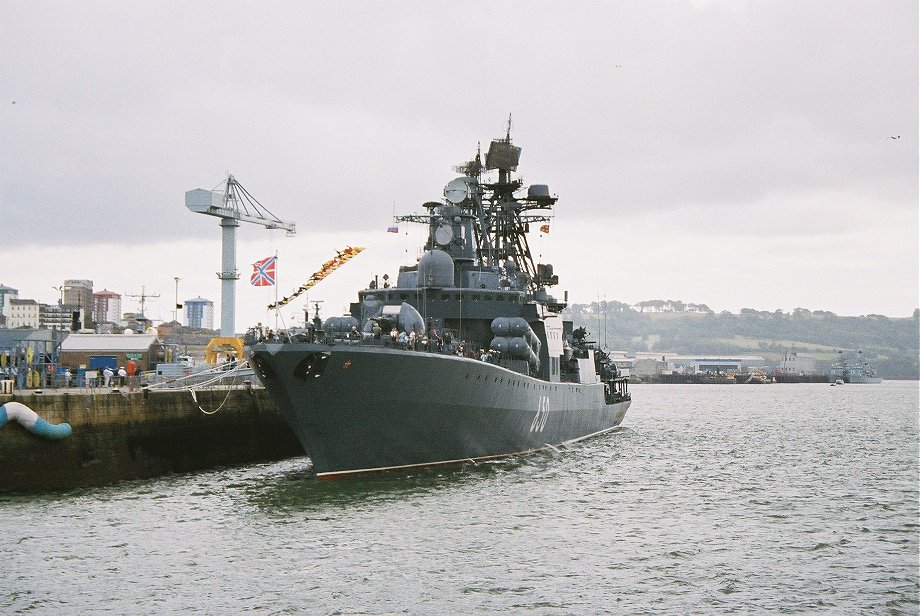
[268,246,365,310]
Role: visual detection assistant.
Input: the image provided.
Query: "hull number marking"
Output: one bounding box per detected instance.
[530,396,549,432]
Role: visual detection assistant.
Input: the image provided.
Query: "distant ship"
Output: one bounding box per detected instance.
[249,123,631,479]
[830,350,883,384]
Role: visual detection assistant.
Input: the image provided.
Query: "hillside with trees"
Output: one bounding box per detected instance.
[564,302,920,379]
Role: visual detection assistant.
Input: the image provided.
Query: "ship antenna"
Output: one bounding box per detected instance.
[505,113,512,141]
[476,141,482,177]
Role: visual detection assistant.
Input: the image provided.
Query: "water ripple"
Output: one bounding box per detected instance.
[1,381,917,614]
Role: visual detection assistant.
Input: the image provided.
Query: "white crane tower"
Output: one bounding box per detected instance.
[185,175,295,337]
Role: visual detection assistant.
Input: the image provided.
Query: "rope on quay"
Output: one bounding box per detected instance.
[145,361,254,416]
[189,386,235,416]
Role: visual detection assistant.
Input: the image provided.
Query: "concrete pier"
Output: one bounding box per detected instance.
[0,387,304,493]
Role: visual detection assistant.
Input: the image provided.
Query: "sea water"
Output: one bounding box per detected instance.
[2,381,917,614]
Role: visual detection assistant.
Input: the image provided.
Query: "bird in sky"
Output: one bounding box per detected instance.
[890,135,900,139]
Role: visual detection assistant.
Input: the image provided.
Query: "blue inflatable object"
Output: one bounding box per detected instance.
[0,402,72,439]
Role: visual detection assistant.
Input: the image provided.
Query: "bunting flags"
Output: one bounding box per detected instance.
[251,256,277,286]
[268,246,365,309]
[387,224,399,233]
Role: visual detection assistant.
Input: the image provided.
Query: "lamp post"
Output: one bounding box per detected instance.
[52,284,74,329]
[173,277,182,324]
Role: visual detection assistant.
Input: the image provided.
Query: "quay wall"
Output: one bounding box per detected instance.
[639,373,831,384]
[0,387,304,493]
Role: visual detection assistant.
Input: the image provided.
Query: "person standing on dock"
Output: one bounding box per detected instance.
[102,367,114,387]
[126,359,137,392]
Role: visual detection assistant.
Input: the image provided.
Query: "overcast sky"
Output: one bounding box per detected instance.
[1,0,917,331]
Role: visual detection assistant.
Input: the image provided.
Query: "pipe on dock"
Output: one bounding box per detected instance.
[0,401,72,439]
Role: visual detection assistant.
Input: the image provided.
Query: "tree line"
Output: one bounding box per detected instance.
[564,303,920,379]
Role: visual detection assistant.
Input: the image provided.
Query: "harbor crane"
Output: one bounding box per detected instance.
[185,175,295,345]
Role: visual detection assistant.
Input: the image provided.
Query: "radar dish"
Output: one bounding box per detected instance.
[444,177,470,204]
[434,223,454,246]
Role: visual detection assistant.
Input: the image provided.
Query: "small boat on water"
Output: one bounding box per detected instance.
[249,124,631,479]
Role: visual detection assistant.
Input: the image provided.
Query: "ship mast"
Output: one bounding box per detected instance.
[479,116,555,294]
[394,118,559,299]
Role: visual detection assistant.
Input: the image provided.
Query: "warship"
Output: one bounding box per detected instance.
[249,123,631,479]
[830,350,883,384]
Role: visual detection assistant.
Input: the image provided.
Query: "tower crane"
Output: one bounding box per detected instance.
[185,175,295,341]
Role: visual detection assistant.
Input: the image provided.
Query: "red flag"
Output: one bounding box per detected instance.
[250,256,276,286]
[540,224,550,234]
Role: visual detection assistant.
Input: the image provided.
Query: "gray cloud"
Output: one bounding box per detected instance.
[1,0,916,318]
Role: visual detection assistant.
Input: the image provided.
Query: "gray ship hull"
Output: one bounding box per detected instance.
[844,374,883,384]
[250,342,630,479]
